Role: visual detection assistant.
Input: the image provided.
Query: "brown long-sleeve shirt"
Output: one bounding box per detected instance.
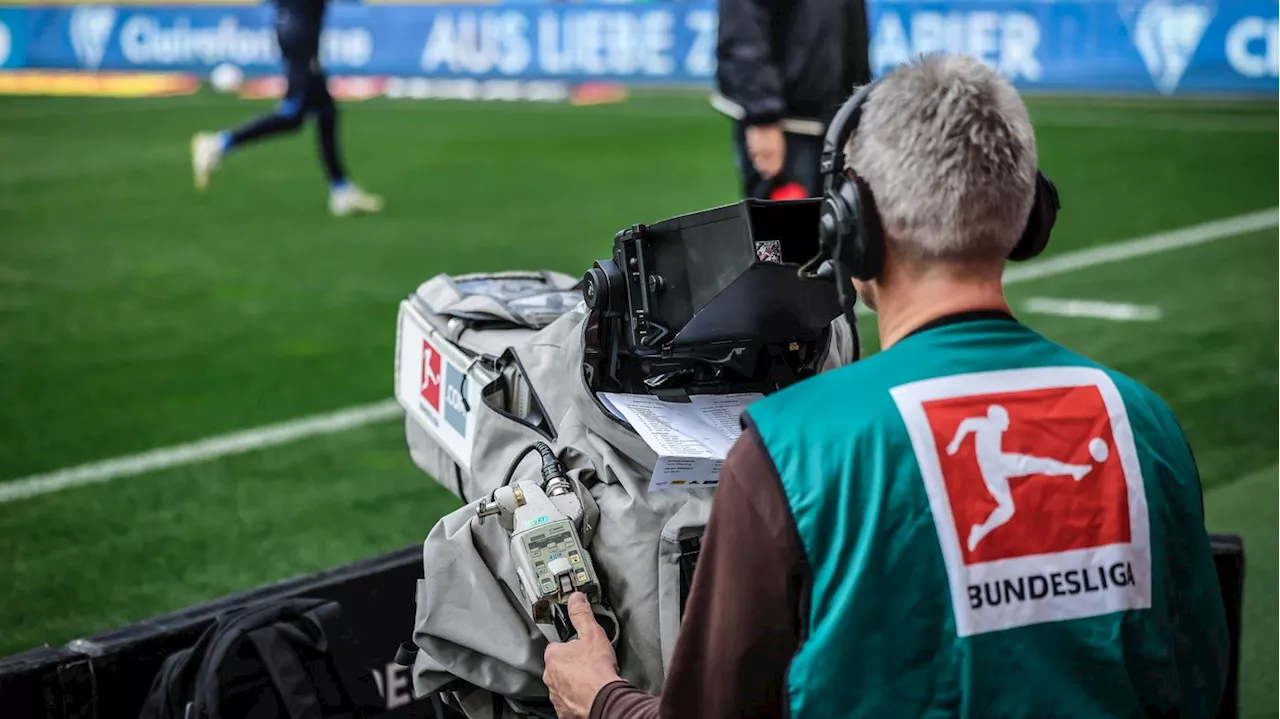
[590,420,810,719]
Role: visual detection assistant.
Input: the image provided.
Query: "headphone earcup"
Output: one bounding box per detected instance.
[819,177,884,282]
[1008,171,1060,262]
[818,194,845,261]
[846,178,883,281]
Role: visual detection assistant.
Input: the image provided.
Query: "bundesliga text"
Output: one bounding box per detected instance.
[968,561,1137,610]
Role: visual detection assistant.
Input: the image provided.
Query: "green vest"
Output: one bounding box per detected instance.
[746,318,1229,719]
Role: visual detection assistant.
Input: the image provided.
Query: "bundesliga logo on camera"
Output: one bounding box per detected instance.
[420,338,442,414]
[891,366,1153,637]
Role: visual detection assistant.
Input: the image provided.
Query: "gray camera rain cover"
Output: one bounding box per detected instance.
[417,270,584,336]
[407,285,857,713]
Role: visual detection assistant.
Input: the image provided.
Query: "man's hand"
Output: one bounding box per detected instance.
[746,124,786,180]
[543,593,623,719]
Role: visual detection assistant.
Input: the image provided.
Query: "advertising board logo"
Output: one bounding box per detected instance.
[1225,15,1280,79]
[1122,0,1216,94]
[869,10,1044,83]
[70,6,117,70]
[420,338,442,414]
[891,367,1151,637]
[443,364,467,435]
[0,20,10,68]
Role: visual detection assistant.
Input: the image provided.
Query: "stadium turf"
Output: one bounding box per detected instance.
[0,90,1275,716]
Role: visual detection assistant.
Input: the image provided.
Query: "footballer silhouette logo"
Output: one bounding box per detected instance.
[892,367,1152,637]
[420,338,442,412]
[944,403,1112,553]
[924,383,1134,566]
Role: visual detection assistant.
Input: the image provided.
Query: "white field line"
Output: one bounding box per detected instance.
[1002,208,1277,284]
[1022,298,1163,322]
[1029,112,1277,134]
[0,400,401,503]
[1,207,1276,503]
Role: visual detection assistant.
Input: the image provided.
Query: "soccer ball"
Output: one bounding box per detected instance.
[210,64,244,93]
[1089,438,1109,463]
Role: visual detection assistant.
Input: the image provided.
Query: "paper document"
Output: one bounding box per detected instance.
[598,392,763,491]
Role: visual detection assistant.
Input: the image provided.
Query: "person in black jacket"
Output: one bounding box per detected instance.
[714,0,872,199]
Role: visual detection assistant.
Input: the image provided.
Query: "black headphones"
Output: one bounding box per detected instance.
[817,78,1062,281]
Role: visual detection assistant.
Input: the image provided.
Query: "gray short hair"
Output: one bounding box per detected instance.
[846,54,1038,263]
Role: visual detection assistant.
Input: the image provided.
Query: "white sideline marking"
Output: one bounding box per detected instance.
[0,400,401,504]
[1,208,1276,503]
[1030,111,1277,134]
[1022,298,1163,322]
[1001,208,1278,284]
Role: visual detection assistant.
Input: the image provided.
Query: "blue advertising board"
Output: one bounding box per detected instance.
[869,0,1279,96]
[1,0,1277,96]
[13,3,721,83]
[0,8,25,70]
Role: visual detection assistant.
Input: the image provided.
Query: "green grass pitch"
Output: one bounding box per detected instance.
[0,90,1275,716]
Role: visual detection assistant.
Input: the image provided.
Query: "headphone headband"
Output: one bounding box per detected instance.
[819,79,878,195]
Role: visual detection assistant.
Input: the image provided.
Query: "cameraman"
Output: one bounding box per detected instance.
[543,54,1229,719]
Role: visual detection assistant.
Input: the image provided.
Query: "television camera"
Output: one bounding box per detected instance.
[580,197,846,399]
[397,197,853,717]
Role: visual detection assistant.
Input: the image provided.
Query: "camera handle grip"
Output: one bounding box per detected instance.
[552,601,620,647]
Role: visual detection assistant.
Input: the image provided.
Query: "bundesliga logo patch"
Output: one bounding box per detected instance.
[420,338,442,414]
[891,367,1152,637]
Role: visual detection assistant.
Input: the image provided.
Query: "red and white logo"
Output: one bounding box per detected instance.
[420,338,442,412]
[891,367,1151,637]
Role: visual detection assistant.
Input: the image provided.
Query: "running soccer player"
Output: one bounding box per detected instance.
[190,0,383,217]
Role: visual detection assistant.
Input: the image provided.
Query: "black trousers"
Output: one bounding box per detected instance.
[274,7,333,120]
[731,122,824,200]
[226,6,346,185]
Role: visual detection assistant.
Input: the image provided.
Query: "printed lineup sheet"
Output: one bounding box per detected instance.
[598,392,763,491]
